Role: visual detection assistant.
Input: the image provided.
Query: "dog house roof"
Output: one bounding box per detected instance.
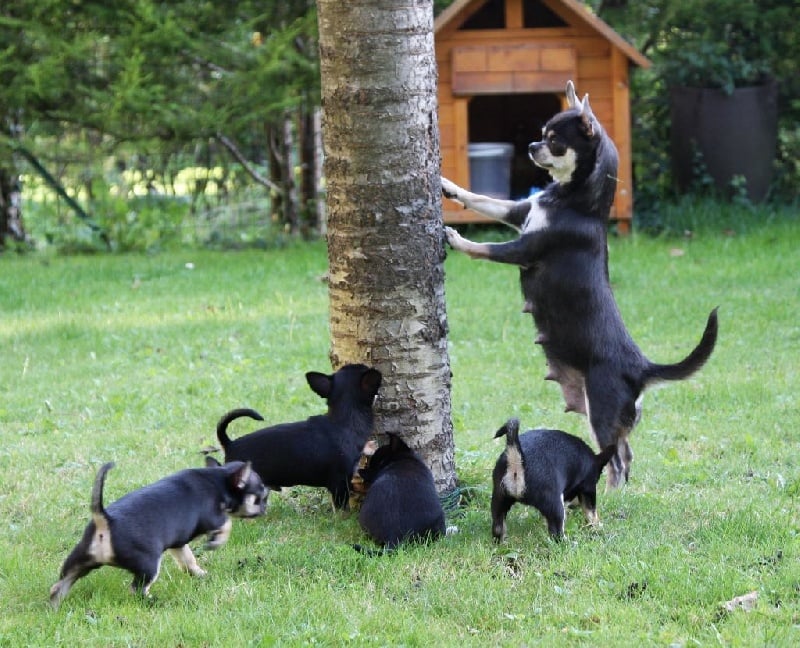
[435,0,650,69]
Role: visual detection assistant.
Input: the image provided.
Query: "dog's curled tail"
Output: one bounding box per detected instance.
[216,408,264,447]
[596,445,617,472]
[645,308,719,384]
[91,462,115,517]
[494,417,521,445]
[352,543,391,557]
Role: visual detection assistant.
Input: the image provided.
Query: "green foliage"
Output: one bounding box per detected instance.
[0,211,798,644]
[598,0,800,207]
[654,0,781,94]
[1,1,318,144]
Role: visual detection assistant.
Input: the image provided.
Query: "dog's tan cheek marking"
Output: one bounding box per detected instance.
[502,446,526,499]
[89,513,115,564]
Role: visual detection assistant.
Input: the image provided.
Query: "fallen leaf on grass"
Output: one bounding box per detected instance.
[669,248,685,257]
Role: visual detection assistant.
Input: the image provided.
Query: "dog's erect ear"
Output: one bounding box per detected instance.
[205,455,222,468]
[565,80,579,109]
[360,368,382,396]
[230,461,253,491]
[388,433,411,453]
[306,371,333,399]
[578,95,597,139]
[579,111,595,139]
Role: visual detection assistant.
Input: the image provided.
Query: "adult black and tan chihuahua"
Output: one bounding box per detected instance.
[444,81,718,488]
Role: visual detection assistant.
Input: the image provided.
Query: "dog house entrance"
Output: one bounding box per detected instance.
[468,93,561,199]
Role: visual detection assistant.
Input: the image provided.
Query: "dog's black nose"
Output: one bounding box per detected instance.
[528,142,542,161]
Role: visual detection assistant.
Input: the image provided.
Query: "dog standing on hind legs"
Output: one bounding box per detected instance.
[443,80,718,488]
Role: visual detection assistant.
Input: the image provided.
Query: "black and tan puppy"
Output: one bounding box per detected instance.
[492,418,616,541]
[216,364,382,510]
[443,80,718,488]
[50,458,266,607]
[356,434,446,552]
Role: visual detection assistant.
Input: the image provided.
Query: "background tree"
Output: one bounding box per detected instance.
[0,0,321,246]
[316,0,456,493]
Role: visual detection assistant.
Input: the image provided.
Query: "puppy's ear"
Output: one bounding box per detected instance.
[205,455,222,468]
[388,433,411,453]
[360,368,382,396]
[306,371,333,398]
[230,461,253,491]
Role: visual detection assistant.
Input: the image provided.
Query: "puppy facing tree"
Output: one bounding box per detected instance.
[316,0,456,494]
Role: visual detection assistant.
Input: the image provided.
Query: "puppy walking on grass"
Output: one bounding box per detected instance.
[50,459,266,607]
[444,81,718,488]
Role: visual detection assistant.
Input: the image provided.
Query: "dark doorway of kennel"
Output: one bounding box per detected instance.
[467,93,561,200]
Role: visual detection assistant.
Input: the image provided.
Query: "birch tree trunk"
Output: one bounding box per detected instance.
[316,0,456,493]
[0,168,27,250]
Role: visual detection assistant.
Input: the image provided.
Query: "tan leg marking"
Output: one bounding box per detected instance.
[205,518,232,549]
[168,545,207,577]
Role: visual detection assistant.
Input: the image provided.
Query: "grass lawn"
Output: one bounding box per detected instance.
[0,208,798,646]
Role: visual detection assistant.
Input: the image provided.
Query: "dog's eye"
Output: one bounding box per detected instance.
[548,135,567,156]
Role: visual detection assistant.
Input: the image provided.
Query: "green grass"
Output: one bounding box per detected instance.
[1,208,798,646]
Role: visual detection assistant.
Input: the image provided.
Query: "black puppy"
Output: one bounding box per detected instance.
[492,418,616,541]
[356,434,446,552]
[443,80,718,488]
[216,364,382,510]
[50,458,266,607]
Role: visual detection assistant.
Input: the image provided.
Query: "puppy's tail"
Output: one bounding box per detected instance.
[645,308,718,384]
[595,445,617,472]
[494,417,521,446]
[217,408,264,447]
[352,543,391,557]
[91,462,114,517]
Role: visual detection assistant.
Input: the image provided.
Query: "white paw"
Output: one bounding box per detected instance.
[444,226,462,248]
[440,177,460,201]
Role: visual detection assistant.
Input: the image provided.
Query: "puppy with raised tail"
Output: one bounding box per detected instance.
[216,364,382,510]
[443,80,718,488]
[50,458,266,607]
[492,418,615,541]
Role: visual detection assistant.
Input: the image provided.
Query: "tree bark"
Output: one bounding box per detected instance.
[0,167,27,250]
[316,0,456,493]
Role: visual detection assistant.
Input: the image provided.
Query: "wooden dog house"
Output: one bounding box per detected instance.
[436,0,650,231]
